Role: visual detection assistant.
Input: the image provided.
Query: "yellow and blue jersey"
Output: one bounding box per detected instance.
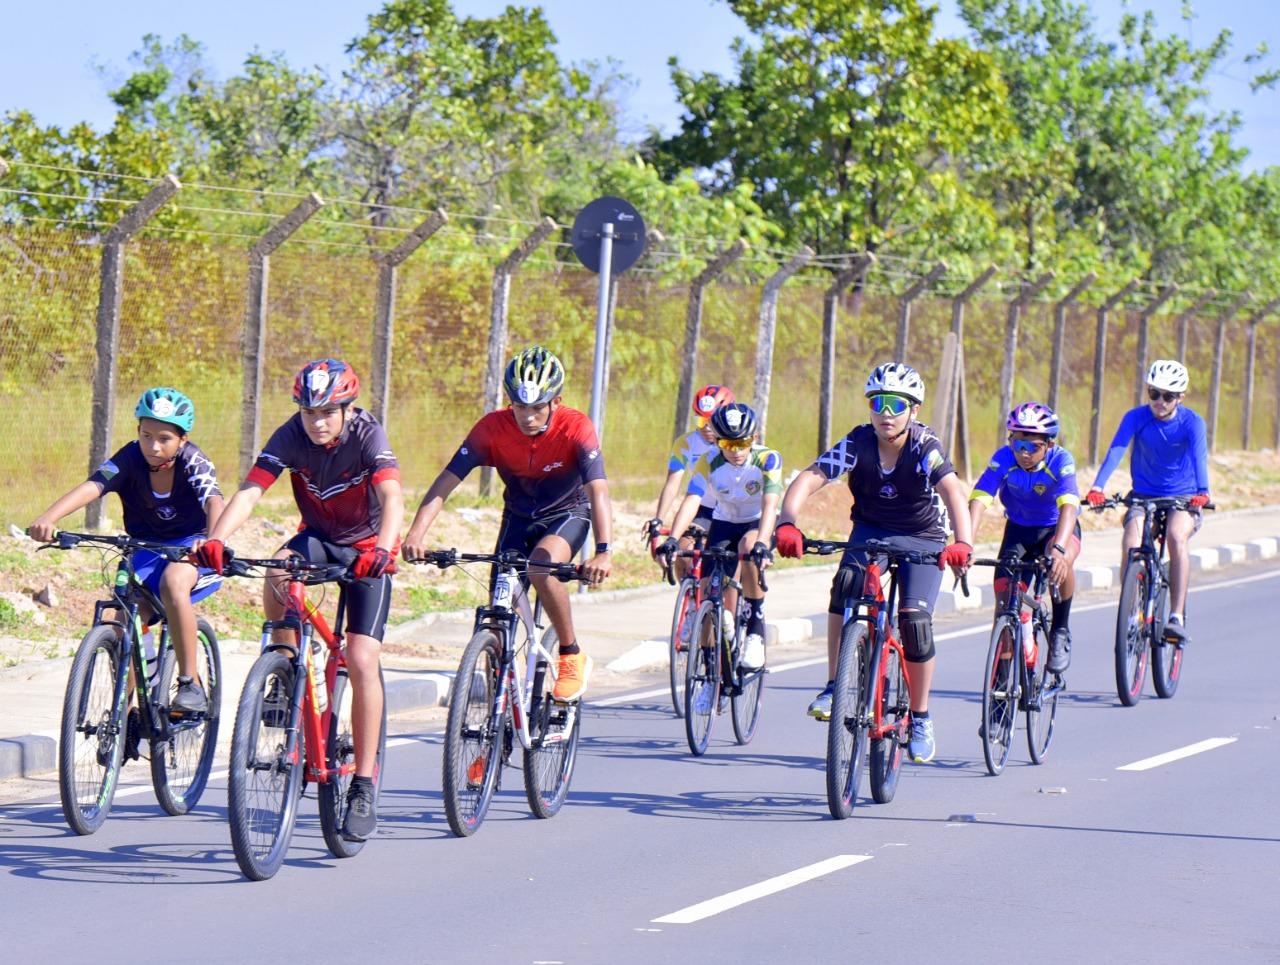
[687,445,783,524]
[971,444,1080,527]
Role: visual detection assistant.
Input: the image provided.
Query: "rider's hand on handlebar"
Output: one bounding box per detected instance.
[27,517,57,544]
[775,522,805,559]
[1048,543,1072,586]
[583,550,611,587]
[656,535,679,558]
[1189,492,1210,510]
[641,517,663,541]
[354,546,396,579]
[1085,488,1107,509]
[749,540,774,570]
[401,527,431,563]
[938,540,972,572]
[193,538,225,574]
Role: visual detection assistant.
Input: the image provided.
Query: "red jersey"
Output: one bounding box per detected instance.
[445,406,606,518]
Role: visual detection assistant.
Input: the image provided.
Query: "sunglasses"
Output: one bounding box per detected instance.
[868,394,911,416]
[1147,388,1180,403]
[1010,437,1048,455]
[717,437,752,452]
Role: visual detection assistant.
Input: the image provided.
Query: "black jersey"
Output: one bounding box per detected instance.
[89,440,221,541]
[814,422,954,539]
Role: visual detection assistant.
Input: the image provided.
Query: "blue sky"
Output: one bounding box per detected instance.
[4,0,1277,170]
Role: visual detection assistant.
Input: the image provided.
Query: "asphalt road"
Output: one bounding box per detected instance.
[1,563,1277,964]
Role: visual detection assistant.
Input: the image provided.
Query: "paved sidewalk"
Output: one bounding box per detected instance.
[3,506,1279,781]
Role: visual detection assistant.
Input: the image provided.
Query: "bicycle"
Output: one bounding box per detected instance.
[659,527,709,718]
[662,546,768,756]
[409,550,591,837]
[804,537,954,819]
[1092,494,1214,705]
[222,554,388,881]
[969,555,1064,775]
[44,532,220,835]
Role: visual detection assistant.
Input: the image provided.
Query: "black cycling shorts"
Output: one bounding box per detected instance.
[707,516,761,554]
[283,530,393,642]
[830,523,944,616]
[494,509,591,588]
[996,519,1082,584]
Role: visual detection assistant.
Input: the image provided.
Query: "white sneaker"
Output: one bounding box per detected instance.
[740,633,766,671]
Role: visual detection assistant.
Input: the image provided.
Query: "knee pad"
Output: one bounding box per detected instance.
[828,566,863,615]
[899,610,935,663]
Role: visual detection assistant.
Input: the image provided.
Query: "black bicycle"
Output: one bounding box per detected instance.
[46,532,220,835]
[970,555,1064,774]
[661,546,768,755]
[1093,494,1213,704]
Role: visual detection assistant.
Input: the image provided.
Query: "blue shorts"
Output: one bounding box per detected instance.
[129,535,222,605]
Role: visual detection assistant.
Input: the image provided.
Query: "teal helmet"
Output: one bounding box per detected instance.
[135,387,194,433]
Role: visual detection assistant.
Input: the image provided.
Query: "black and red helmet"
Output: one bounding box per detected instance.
[293,359,360,407]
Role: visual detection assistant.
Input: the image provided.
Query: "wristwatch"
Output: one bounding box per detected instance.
[595,542,611,554]
[1050,542,1067,555]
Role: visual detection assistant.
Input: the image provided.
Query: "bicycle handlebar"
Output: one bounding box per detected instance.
[656,544,769,592]
[1090,493,1216,512]
[222,554,354,585]
[405,549,590,583]
[43,531,192,562]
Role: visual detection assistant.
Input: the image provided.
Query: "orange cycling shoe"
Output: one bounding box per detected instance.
[467,754,487,788]
[553,651,593,702]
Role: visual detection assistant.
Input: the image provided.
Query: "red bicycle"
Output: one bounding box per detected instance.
[660,527,709,718]
[223,554,387,881]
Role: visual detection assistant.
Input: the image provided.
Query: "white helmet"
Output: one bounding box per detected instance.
[865,362,925,405]
[1146,359,1189,394]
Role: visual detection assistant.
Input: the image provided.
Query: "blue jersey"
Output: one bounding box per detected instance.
[1092,406,1209,497]
[971,444,1080,527]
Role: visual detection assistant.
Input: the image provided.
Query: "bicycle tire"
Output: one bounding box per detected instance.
[58,625,124,835]
[442,629,504,837]
[826,620,870,819]
[151,619,221,816]
[1150,578,1182,699]
[980,619,1018,776]
[523,628,581,818]
[730,665,765,746]
[319,667,388,858]
[1115,560,1150,706]
[1026,620,1059,763]
[228,650,304,881]
[868,639,907,803]
[684,601,720,756]
[668,580,696,718]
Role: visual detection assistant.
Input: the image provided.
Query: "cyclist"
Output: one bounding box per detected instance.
[1085,359,1210,645]
[29,387,224,717]
[774,363,972,764]
[643,384,735,577]
[660,402,780,682]
[968,402,1081,674]
[401,345,612,705]
[196,359,403,842]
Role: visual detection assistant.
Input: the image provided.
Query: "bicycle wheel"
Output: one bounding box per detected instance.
[980,619,1018,776]
[826,620,870,819]
[151,619,221,816]
[319,667,388,858]
[228,650,304,881]
[442,630,504,837]
[731,664,765,746]
[524,628,581,818]
[869,639,907,803]
[683,602,720,756]
[1026,620,1059,763]
[668,580,696,718]
[1115,561,1150,706]
[58,625,124,835]
[1150,581,1182,699]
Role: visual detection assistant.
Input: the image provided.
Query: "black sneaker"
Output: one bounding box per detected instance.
[261,677,288,728]
[342,780,377,842]
[1047,628,1072,674]
[171,677,208,715]
[1163,619,1190,648]
[123,708,142,762]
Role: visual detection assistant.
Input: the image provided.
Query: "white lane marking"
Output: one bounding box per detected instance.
[651,854,871,924]
[1116,737,1238,772]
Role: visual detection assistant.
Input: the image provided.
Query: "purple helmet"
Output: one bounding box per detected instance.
[1007,401,1059,438]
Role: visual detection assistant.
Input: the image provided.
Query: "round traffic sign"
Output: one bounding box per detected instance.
[571,196,646,274]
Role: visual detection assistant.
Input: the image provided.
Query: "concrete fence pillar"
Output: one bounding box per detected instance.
[893,260,947,364]
[1134,285,1178,406]
[818,254,874,456]
[1175,291,1217,364]
[753,246,812,441]
[1088,279,1140,465]
[1241,297,1280,449]
[1047,273,1096,413]
[942,265,996,479]
[1206,294,1250,453]
[997,271,1054,436]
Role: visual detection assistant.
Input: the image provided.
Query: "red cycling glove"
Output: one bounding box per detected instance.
[938,541,972,571]
[775,522,805,559]
[1085,489,1107,509]
[354,547,396,579]
[194,539,225,574]
[1189,493,1210,510]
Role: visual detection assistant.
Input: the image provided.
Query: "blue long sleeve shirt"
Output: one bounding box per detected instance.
[1090,405,1210,497]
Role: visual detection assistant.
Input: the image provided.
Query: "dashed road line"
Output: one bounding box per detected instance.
[1116,737,1238,772]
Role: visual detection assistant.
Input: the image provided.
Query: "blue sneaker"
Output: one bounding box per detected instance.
[692,682,714,716]
[807,682,835,721]
[908,716,936,763]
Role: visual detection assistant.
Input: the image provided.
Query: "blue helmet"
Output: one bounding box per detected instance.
[135,387,194,433]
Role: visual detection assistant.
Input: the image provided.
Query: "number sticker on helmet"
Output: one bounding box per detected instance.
[697,396,716,413]
[517,382,540,404]
[150,397,175,418]
[724,408,743,429]
[307,370,331,395]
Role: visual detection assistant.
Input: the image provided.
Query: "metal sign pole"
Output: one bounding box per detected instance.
[588,223,615,435]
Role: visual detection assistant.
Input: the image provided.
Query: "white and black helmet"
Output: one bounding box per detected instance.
[865,362,925,405]
[1146,359,1189,394]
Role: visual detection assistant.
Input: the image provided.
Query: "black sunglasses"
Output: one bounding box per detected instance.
[1147,388,1180,403]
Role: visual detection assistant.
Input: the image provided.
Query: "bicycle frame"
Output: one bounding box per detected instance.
[843,559,913,744]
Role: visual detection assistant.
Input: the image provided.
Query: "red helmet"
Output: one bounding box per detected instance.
[691,384,735,419]
[293,359,360,407]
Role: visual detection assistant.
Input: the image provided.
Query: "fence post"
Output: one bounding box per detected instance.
[1088,279,1140,465]
[86,174,181,529]
[1241,297,1280,449]
[671,239,749,442]
[754,247,812,440]
[1176,290,1216,363]
[893,260,947,363]
[370,209,447,425]
[1205,294,1249,453]
[1133,285,1178,406]
[1274,338,1280,451]
[943,265,996,479]
[1048,273,1096,412]
[479,217,558,494]
[238,193,325,480]
[600,227,664,440]
[998,271,1054,435]
[819,254,874,455]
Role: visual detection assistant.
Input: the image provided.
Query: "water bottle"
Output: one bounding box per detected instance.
[309,640,328,713]
[141,630,159,687]
[721,606,735,641]
[1020,610,1037,666]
